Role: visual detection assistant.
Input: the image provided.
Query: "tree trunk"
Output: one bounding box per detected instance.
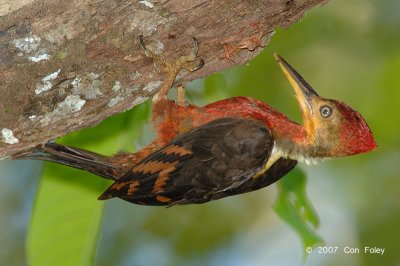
[0,0,327,158]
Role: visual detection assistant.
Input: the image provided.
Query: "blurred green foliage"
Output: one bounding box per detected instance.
[27,103,151,266]
[28,164,105,266]
[274,168,323,251]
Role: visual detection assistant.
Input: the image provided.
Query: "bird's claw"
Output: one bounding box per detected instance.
[177,37,205,72]
[139,35,204,103]
[139,35,158,59]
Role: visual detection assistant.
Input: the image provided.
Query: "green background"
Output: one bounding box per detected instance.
[0,0,399,265]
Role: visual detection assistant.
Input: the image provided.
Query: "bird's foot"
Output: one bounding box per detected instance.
[176,85,186,106]
[139,35,204,104]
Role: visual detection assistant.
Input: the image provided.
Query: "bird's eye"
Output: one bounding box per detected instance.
[320,105,332,118]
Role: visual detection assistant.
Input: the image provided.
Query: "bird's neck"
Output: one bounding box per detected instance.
[263,115,319,163]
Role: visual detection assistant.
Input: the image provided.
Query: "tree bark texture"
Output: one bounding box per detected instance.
[0,0,327,158]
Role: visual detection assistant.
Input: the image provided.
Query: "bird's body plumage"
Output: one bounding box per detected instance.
[99,117,297,205]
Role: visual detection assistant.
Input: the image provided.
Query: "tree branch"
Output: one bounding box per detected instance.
[0,0,327,158]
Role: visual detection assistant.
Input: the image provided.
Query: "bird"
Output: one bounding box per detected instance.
[14,36,377,206]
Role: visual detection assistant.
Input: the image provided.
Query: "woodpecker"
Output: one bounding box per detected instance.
[15,36,376,206]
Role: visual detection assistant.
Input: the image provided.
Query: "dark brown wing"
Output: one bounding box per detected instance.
[202,158,297,202]
[98,117,294,206]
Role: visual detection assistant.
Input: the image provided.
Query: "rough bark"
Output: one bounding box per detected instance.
[0,0,327,158]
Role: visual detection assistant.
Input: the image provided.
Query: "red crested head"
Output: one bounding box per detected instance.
[273,54,376,159]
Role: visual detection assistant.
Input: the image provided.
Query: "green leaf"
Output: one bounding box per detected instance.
[27,102,150,266]
[27,166,106,266]
[273,168,324,253]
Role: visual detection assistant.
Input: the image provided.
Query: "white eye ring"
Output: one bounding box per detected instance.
[320,105,332,118]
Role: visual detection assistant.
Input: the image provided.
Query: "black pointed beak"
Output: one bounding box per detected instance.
[274,53,319,114]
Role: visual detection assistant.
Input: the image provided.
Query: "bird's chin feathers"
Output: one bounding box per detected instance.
[272,144,326,165]
[295,155,325,165]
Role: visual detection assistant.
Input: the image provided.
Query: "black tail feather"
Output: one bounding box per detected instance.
[14,143,121,180]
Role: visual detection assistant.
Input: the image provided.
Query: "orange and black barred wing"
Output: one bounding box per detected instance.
[98,117,297,206]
